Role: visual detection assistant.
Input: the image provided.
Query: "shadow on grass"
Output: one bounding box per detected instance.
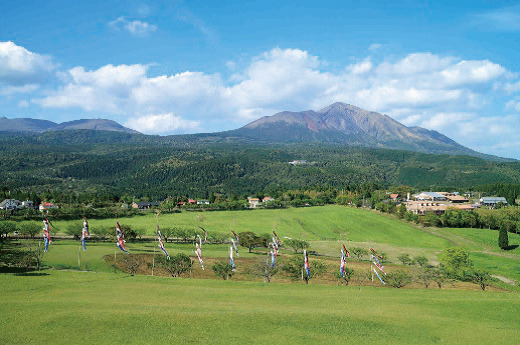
[505,244,519,251]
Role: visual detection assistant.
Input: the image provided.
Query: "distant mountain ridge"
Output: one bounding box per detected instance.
[228,102,481,157]
[0,102,510,160]
[0,117,138,133]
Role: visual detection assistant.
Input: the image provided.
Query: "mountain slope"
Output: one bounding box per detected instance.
[54,119,138,133]
[229,102,481,157]
[0,117,57,132]
[0,117,138,134]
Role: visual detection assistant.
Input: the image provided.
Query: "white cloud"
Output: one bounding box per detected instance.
[0,83,39,96]
[33,48,519,156]
[506,99,520,112]
[347,58,372,75]
[471,6,520,31]
[369,43,383,51]
[125,113,201,134]
[109,17,157,36]
[0,41,54,85]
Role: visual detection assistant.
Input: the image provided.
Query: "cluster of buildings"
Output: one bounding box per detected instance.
[0,199,58,211]
[247,196,274,208]
[399,192,508,215]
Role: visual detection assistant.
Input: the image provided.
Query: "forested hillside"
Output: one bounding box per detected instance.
[1,130,519,199]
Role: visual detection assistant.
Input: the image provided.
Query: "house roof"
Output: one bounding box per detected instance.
[481,197,507,203]
[447,195,469,201]
[421,192,445,198]
[134,202,160,206]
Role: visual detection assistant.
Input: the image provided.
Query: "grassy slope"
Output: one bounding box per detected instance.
[54,205,453,247]
[1,270,519,345]
[46,205,520,280]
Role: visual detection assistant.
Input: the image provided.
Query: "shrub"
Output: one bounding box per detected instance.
[212,261,235,280]
[386,270,412,288]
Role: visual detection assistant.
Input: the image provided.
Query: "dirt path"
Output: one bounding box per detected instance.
[492,275,517,286]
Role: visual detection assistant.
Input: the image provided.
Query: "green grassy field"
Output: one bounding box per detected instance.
[3,205,520,344]
[45,205,520,280]
[54,205,454,247]
[1,270,519,345]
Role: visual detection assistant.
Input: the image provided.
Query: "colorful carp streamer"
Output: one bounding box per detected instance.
[196,243,204,270]
[373,268,386,285]
[229,246,235,271]
[342,243,351,258]
[303,249,311,277]
[83,217,90,237]
[231,238,239,256]
[199,226,208,243]
[272,231,282,247]
[371,255,386,275]
[81,227,88,251]
[370,247,383,260]
[157,226,170,259]
[81,216,90,251]
[270,250,276,268]
[197,234,202,247]
[42,218,52,252]
[231,230,240,245]
[272,240,279,257]
[116,222,129,253]
[340,246,347,277]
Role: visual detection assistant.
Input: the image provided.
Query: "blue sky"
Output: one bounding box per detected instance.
[1,0,520,158]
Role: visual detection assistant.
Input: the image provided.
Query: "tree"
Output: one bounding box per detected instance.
[65,222,83,240]
[415,266,434,288]
[397,253,413,266]
[386,270,412,288]
[430,267,447,289]
[397,203,407,218]
[413,256,429,267]
[470,270,493,290]
[239,231,261,253]
[440,247,473,280]
[0,221,17,239]
[159,227,175,243]
[119,255,145,276]
[284,238,308,254]
[211,261,235,280]
[335,268,355,286]
[22,242,45,271]
[94,226,113,241]
[281,255,327,284]
[156,253,193,277]
[250,257,279,283]
[350,247,368,261]
[498,228,509,250]
[19,222,41,239]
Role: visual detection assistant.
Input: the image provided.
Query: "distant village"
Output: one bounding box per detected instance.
[0,192,507,213]
[399,192,508,214]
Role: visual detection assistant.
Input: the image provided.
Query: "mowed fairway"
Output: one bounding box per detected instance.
[1,270,519,345]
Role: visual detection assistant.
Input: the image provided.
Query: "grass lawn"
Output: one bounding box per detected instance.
[1,270,519,345]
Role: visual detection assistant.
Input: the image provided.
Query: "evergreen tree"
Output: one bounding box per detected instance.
[498,228,509,250]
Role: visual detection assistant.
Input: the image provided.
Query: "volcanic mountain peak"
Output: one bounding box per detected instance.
[234,102,480,156]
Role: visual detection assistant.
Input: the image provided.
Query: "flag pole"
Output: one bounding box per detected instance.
[152,236,156,276]
[78,242,81,269]
[114,244,117,274]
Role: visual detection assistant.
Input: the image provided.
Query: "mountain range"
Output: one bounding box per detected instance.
[0,117,137,133]
[0,102,503,159]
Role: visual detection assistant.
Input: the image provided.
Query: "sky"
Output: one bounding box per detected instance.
[1,0,520,158]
